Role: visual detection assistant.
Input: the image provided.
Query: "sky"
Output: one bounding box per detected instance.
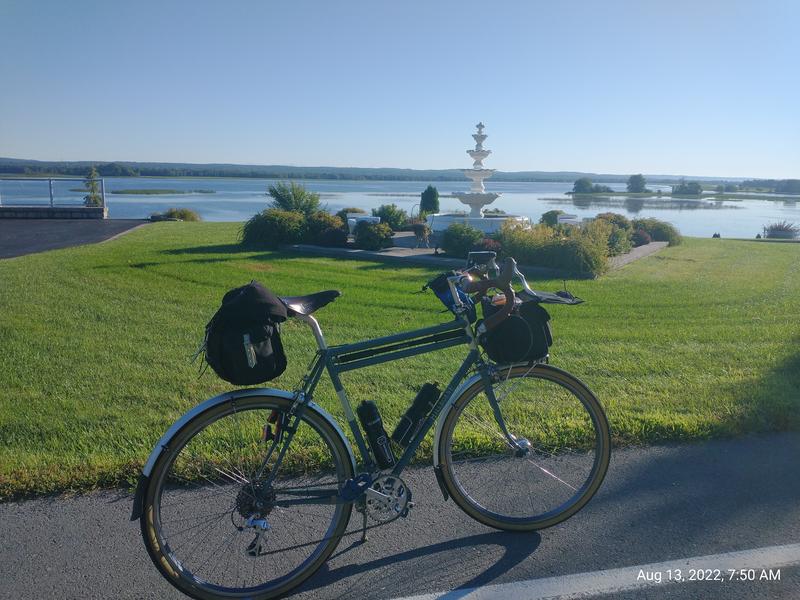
[1,0,798,179]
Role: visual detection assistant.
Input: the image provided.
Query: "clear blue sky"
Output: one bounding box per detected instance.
[1,0,797,178]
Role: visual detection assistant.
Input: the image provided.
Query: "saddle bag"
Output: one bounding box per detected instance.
[479,296,552,364]
[202,281,289,385]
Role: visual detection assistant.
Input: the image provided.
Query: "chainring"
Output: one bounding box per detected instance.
[364,475,411,522]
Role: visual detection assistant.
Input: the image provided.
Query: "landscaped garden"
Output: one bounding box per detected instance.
[0,222,798,499]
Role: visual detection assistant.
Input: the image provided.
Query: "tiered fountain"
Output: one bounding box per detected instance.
[427,123,529,234]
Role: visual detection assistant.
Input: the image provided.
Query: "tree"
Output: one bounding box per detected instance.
[267,181,320,215]
[627,174,648,193]
[420,185,439,215]
[573,177,594,194]
[540,209,564,227]
[83,167,103,207]
[672,179,703,196]
[372,203,408,231]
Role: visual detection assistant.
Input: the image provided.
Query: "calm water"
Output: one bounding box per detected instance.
[2,176,799,238]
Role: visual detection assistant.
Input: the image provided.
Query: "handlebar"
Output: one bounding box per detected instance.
[447,256,518,335]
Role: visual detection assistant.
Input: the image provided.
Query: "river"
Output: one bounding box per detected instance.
[2,177,798,238]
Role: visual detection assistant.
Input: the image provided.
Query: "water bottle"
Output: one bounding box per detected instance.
[391,383,441,447]
[356,401,395,469]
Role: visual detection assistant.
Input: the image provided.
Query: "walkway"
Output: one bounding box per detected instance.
[0,219,148,259]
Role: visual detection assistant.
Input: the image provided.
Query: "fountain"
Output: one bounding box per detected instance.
[427,123,529,234]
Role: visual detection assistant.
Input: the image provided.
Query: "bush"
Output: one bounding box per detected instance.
[473,237,502,254]
[497,221,609,276]
[762,221,799,239]
[240,209,306,249]
[540,209,564,227]
[316,227,349,247]
[267,181,320,216]
[305,211,344,240]
[372,204,409,231]
[335,206,366,225]
[596,212,631,231]
[631,218,683,246]
[632,229,652,247]
[607,226,633,256]
[150,207,201,221]
[441,223,484,258]
[353,221,393,250]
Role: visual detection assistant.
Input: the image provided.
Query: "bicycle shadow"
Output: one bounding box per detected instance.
[297,529,541,599]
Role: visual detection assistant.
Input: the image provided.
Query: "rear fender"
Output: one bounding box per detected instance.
[130,388,355,521]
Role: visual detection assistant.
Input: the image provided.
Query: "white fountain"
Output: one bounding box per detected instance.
[427,123,529,234]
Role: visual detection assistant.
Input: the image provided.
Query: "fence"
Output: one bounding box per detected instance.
[0,177,106,208]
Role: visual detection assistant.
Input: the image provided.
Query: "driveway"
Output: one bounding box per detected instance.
[0,219,147,259]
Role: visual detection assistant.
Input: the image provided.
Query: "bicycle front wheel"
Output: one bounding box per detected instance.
[141,395,354,600]
[439,364,610,531]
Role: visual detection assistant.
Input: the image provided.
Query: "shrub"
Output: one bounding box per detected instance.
[372,203,409,231]
[150,207,201,221]
[540,209,564,227]
[240,209,306,249]
[497,221,609,276]
[607,226,633,256]
[763,221,799,239]
[441,223,484,258]
[267,181,320,216]
[632,229,652,247]
[316,227,349,247]
[335,206,366,225]
[631,218,683,246]
[473,237,502,254]
[596,212,631,231]
[353,221,393,250]
[305,211,344,240]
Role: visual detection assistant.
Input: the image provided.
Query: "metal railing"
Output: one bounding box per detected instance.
[0,177,106,208]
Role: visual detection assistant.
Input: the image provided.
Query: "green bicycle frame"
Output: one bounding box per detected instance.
[271,310,501,498]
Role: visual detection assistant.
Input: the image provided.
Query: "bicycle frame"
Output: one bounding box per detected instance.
[289,311,489,478]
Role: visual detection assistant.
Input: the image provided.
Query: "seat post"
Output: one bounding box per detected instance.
[297,313,328,350]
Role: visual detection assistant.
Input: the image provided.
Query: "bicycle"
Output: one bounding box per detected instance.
[132,254,611,599]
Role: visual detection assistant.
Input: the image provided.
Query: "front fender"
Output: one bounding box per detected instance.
[130,387,355,521]
[431,372,484,468]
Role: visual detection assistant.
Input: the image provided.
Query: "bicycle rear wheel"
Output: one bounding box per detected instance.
[439,364,610,531]
[140,396,354,600]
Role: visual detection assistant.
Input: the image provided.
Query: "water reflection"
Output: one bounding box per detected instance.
[544,196,742,214]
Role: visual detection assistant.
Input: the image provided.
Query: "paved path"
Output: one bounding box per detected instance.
[1,433,798,599]
[609,240,668,268]
[0,219,147,259]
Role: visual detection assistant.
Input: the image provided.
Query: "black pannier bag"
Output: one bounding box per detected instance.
[203,281,289,385]
[479,296,553,364]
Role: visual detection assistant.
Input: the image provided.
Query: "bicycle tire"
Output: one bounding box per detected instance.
[439,364,610,531]
[140,395,354,600]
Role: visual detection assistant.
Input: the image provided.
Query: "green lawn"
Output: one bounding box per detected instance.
[1,223,799,499]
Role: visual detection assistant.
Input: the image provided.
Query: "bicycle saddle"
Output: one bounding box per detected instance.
[279,290,341,316]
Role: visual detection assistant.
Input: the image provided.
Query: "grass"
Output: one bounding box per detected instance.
[1,223,799,499]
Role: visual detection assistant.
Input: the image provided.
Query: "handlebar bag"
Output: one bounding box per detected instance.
[202,281,288,385]
[479,297,552,364]
[425,271,476,323]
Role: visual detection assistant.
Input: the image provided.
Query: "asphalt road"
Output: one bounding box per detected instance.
[0,219,147,258]
[1,433,799,600]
